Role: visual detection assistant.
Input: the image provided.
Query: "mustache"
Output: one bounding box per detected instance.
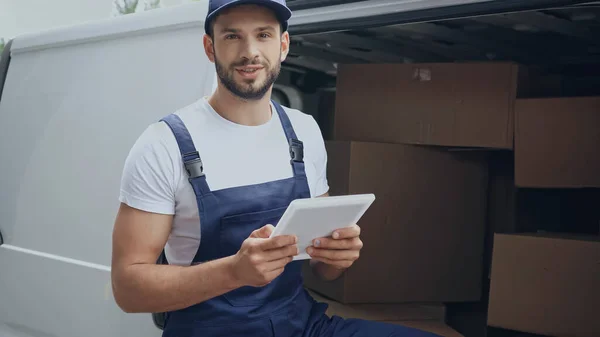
[231,58,269,67]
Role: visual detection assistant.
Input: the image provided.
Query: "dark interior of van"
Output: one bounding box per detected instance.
[281,3,600,105]
[275,2,600,337]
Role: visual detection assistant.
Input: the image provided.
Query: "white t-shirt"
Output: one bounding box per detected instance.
[118,97,329,266]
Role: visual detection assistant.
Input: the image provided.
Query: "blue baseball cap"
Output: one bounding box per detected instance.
[205,0,292,34]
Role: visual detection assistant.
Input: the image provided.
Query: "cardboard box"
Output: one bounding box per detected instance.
[308,289,446,322]
[488,233,600,337]
[333,62,528,149]
[515,96,600,188]
[302,141,489,303]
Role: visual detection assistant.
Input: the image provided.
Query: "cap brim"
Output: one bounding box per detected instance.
[205,0,292,34]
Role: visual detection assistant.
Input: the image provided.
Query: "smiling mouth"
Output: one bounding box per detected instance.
[236,65,264,73]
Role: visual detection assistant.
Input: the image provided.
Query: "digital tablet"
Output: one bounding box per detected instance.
[269,193,376,260]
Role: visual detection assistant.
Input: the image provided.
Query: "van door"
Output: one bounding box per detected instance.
[0,3,216,337]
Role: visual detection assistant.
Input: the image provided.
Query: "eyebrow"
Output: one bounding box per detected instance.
[220,28,240,34]
[256,26,276,32]
[218,26,276,35]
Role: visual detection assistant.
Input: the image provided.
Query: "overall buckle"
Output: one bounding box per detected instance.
[183,151,204,178]
[290,139,304,162]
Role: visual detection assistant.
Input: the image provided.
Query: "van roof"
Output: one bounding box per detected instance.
[10,2,209,55]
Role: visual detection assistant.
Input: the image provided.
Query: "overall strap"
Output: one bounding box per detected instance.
[159,113,211,197]
[272,101,306,177]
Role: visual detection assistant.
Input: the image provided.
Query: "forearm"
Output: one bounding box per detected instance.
[310,259,345,281]
[112,255,242,313]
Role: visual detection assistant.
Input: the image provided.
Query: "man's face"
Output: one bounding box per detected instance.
[205,5,289,100]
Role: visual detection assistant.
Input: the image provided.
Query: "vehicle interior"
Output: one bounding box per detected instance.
[271,1,600,336]
[275,1,600,140]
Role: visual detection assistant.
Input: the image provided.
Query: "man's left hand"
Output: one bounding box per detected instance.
[306,224,363,270]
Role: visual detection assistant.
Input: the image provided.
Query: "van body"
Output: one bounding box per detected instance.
[0,0,595,336]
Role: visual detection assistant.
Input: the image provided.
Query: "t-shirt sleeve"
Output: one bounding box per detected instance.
[118,122,179,215]
[309,117,330,197]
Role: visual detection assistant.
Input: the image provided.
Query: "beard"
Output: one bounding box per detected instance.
[214,51,281,101]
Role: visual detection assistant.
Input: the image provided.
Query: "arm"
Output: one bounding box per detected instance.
[110,203,243,313]
[111,204,298,313]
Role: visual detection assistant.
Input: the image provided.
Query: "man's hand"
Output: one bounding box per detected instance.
[307,224,363,271]
[230,225,299,287]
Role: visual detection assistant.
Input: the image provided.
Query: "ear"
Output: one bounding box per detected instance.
[203,34,215,63]
[280,31,290,62]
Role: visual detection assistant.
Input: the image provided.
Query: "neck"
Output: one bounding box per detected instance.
[208,84,273,126]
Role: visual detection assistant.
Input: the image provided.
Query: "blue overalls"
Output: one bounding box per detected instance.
[158,101,442,337]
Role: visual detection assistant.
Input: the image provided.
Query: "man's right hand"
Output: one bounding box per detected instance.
[230,225,298,287]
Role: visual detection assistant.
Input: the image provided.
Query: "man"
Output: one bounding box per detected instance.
[111,0,441,336]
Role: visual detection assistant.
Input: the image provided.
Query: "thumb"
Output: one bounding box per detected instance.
[251,224,275,238]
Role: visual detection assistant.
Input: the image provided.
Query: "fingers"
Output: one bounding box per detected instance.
[263,244,299,262]
[258,234,297,250]
[307,246,360,262]
[250,224,275,239]
[330,224,361,240]
[313,237,362,250]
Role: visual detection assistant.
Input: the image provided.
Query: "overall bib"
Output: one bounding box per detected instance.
[158,101,442,337]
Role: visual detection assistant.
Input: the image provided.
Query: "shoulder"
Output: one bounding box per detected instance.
[135,100,203,156]
[121,102,202,192]
[119,101,206,213]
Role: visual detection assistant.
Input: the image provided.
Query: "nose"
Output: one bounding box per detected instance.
[240,37,260,61]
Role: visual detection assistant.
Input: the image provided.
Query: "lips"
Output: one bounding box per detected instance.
[235,65,264,78]
[236,65,264,73]
[239,68,260,73]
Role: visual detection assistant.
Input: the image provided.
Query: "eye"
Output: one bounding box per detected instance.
[259,32,271,39]
[225,34,239,40]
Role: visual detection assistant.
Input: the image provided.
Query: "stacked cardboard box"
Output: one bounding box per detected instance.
[332,62,526,149]
[485,94,600,336]
[487,233,600,337]
[308,290,464,337]
[304,61,600,336]
[514,96,600,188]
[302,141,489,303]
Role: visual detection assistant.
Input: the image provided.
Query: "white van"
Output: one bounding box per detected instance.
[1,1,597,336]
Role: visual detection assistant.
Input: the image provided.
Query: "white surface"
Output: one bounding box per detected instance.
[270,194,376,260]
[0,4,216,337]
[0,0,113,40]
[10,1,209,54]
[118,97,329,266]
